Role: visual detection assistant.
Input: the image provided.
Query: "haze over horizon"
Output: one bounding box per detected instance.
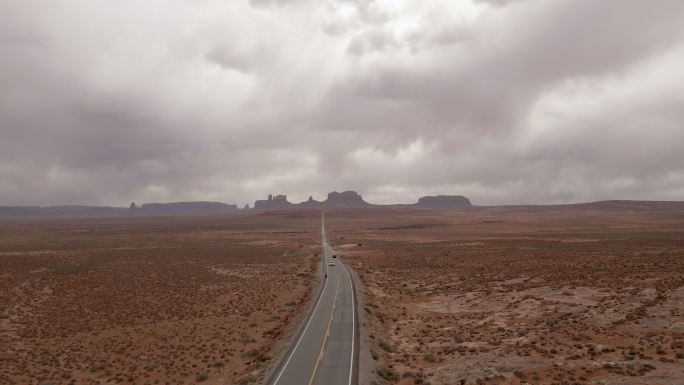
[2,0,684,208]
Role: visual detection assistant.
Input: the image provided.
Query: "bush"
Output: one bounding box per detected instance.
[378,339,394,353]
[241,349,260,359]
[240,335,256,344]
[89,363,106,372]
[256,352,270,362]
[195,370,208,382]
[377,367,400,382]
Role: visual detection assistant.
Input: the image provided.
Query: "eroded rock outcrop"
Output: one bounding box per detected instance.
[299,195,322,208]
[416,195,472,209]
[322,191,371,208]
[254,194,292,210]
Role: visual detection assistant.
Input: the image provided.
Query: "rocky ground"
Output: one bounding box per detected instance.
[0,212,320,385]
[328,207,684,385]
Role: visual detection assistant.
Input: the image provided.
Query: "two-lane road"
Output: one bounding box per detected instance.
[269,212,358,385]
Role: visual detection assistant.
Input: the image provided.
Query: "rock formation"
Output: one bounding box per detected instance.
[322,191,372,208]
[254,194,292,210]
[298,195,322,208]
[416,195,472,209]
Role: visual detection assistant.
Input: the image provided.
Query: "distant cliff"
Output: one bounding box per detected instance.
[0,205,128,217]
[254,191,372,210]
[254,191,471,211]
[138,201,237,214]
[416,195,472,208]
[298,195,322,208]
[0,201,238,218]
[6,195,684,218]
[321,191,371,208]
[254,194,292,210]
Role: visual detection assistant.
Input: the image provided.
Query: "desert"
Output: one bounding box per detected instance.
[327,204,684,385]
[4,2,684,384]
[2,201,684,385]
[0,212,321,385]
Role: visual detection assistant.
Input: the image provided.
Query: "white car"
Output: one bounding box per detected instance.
[328,261,335,266]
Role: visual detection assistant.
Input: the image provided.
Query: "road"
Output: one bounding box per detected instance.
[269,212,358,385]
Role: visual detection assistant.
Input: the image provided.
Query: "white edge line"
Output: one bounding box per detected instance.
[272,248,329,385]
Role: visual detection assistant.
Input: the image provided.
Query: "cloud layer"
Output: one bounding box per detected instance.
[1,0,683,206]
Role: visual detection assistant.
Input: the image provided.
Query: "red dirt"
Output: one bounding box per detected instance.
[0,212,320,385]
[327,207,684,385]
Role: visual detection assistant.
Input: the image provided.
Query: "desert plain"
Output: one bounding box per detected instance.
[2,203,684,385]
[0,211,321,385]
[327,204,684,385]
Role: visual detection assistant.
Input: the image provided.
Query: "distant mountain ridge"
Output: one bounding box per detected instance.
[324,191,372,208]
[254,194,292,210]
[416,195,471,208]
[138,201,237,213]
[3,194,684,218]
[252,190,373,210]
[0,201,237,218]
[0,205,129,217]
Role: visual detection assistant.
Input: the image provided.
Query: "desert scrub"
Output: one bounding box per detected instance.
[423,353,436,363]
[195,370,208,382]
[237,375,256,385]
[240,335,256,344]
[378,339,394,353]
[241,348,260,359]
[143,362,159,371]
[377,366,400,382]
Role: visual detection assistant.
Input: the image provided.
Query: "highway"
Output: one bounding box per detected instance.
[269,212,358,385]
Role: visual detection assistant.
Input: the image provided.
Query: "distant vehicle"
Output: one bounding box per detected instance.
[328,261,335,266]
[332,254,337,258]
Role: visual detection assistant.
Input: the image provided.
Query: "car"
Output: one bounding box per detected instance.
[328,261,335,266]
[332,254,337,258]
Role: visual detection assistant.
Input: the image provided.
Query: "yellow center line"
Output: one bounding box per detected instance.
[307,275,340,385]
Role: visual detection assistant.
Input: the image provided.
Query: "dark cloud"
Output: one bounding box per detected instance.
[1,0,683,206]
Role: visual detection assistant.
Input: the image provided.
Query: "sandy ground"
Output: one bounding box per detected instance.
[0,212,321,385]
[327,207,684,385]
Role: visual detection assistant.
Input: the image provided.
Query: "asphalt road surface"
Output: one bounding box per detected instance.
[269,212,358,385]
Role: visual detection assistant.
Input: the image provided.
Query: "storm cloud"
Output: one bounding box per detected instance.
[1,0,683,206]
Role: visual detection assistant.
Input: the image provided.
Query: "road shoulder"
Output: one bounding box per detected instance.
[260,246,326,385]
[340,257,375,385]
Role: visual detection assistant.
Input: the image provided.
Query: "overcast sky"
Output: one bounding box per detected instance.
[1,0,684,207]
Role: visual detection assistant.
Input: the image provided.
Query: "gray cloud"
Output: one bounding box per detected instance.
[1,0,683,207]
